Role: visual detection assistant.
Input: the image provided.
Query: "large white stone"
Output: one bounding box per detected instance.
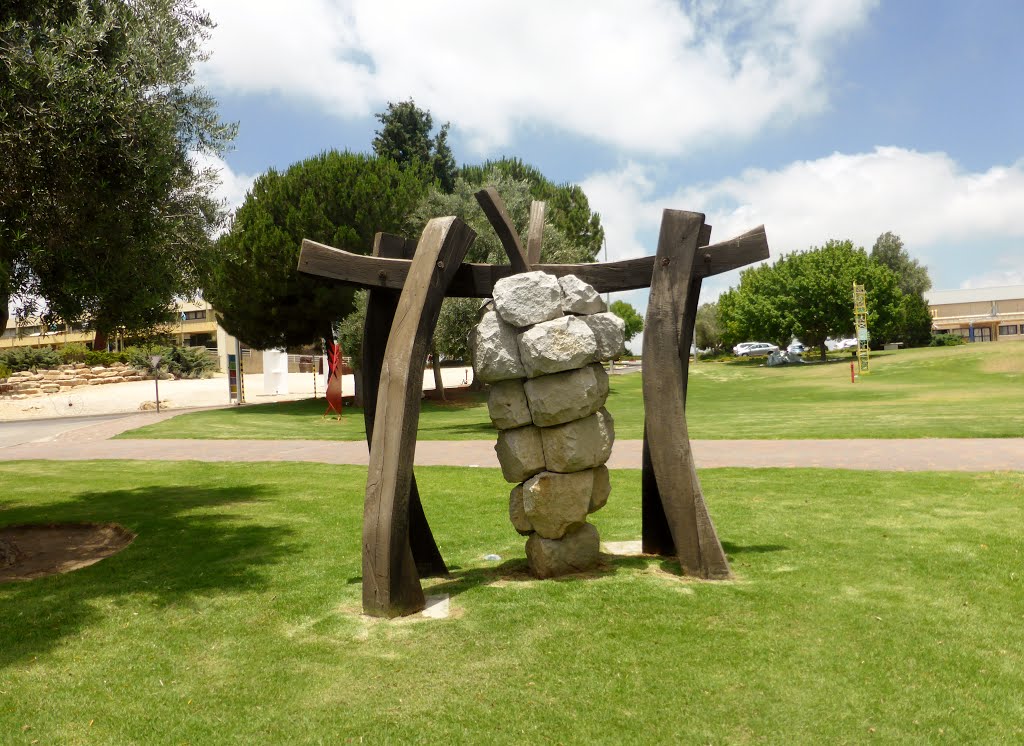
[494,425,546,483]
[518,316,597,378]
[579,312,626,361]
[492,271,563,327]
[526,522,601,578]
[509,484,534,536]
[471,311,526,383]
[589,465,611,514]
[487,379,532,430]
[523,363,609,427]
[540,408,614,473]
[522,470,593,539]
[558,275,606,315]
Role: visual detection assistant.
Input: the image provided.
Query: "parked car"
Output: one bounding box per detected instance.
[732,342,757,355]
[736,342,780,357]
[787,342,805,354]
[835,338,858,350]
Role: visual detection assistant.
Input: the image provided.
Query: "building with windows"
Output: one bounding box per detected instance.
[2,299,241,371]
[926,285,1024,342]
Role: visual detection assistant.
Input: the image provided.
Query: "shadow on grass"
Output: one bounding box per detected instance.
[0,484,295,670]
[721,541,788,555]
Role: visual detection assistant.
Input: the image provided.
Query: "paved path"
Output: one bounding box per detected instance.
[0,412,1021,471]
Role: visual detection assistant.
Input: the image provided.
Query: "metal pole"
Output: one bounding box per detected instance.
[155,374,160,412]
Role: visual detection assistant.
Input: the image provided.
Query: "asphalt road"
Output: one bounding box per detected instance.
[0,412,139,449]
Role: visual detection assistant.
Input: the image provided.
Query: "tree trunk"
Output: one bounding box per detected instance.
[0,293,9,341]
[430,343,445,401]
[819,342,827,361]
[93,329,109,351]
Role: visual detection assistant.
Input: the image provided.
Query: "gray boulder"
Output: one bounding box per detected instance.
[589,465,611,514]
[492,271,563,327]
[471,311,526,383]
[495,425,546,483]
[579,312,626,361]
[558,275,606,314]
[518,316,597,378]
[540,407,615,473]
[509,484,534,536]
[523,363,609,427]
[522,470,593,539]
[487,379,532,430]
[526,522,601,578]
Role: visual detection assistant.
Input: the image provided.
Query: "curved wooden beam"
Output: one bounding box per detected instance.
[526,200,546,265]
[362,233,448,579]
[298,225,767,297]
[641,210,731,579]
[474,187,530,272]
[362,217,476,617]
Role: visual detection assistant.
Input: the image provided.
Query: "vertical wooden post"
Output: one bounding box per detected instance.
[362,233,448,578]
[641,210,731,579]
[362,217,476,617]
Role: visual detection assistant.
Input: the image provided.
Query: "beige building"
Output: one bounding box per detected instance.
[927,285,1024,342]
[2,299,241,371]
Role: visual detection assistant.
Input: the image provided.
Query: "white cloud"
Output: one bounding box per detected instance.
[191,152,257,212]
[582,148,1024,303]
[197,0,876,155]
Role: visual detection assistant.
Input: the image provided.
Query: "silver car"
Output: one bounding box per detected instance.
[736,342,780,357]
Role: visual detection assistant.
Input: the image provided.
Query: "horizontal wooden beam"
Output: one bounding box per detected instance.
[298,224,768,297]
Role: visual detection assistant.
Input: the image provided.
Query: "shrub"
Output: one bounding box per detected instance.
[84,350,128,366]
[58,343,90,363]
[125,345,173,373]
[0,362,11,380]
[168,345,218,378]
[0,347,60,372]
[930,333,966,347]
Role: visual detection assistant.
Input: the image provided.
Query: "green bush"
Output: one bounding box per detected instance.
[0,347,60,372]
[930,333,966,347]
[0,363,11,380]
[124,344,218,378]
[58,343,90,363]
[84,350,127,366]
[168,345,218,378]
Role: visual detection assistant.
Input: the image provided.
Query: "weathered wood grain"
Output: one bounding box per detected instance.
[641,210,731,579]
[362,217,476,617]
[475,187,530,273]
[641,223,712,557]
[526,201,545,265]
[298,225,766,297]
[362,232,448,579]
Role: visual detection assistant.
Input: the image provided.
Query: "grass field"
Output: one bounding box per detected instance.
[2,461,1023,743]
[119,341,1024,440]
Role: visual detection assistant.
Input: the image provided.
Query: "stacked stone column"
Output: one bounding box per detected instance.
[471,271,626,578]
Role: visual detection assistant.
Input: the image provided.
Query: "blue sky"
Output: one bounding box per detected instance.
[196,0,1024,321]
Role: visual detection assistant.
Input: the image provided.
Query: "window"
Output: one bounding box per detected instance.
[998,325,1019,335]
[181,310,208,321]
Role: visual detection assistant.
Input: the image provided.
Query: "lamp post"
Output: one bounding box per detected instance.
[150,355,163,413]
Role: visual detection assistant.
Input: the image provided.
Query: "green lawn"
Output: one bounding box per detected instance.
[119,341,1024,440]
[2,461,1023,743]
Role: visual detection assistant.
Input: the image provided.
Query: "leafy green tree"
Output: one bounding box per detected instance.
[205,151,427,349]
[0,0,235,345]
[405,168,597,371]
[461,157,605,258]
[719,240,904,360]
[372,99,457,193]
[694,301,723,351]
[871,232,934,345]
[871,232,931,296]
[610,300,644,346]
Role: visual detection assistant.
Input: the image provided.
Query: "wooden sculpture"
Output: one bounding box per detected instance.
[298,193,768,616]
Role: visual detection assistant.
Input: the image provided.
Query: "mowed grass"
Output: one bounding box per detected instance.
[2,461,1023,743]
[119,341,1024,440]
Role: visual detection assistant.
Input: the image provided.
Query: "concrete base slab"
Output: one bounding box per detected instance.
[420,594,450,620]
[602,540,643,556]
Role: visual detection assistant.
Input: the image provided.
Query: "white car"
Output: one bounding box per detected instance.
[732,342,757,355]
[736,342,780,357]
[835,338,858,350]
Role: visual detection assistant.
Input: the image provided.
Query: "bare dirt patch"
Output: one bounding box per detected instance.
[0,523,135,582]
